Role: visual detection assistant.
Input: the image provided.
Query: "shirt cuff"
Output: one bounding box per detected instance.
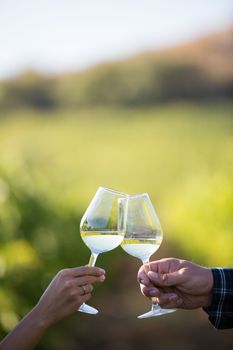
[204,268,233,329]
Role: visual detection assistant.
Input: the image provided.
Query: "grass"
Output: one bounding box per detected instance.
[0,102,233,266]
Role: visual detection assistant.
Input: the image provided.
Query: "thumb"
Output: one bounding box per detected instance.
[148,270,184,287]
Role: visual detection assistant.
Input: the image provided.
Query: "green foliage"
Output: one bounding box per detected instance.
[1,71,56,110]
[0,29,233,113]
[1,61,231,110]
[1,27,233,110]
[0,103,233,348]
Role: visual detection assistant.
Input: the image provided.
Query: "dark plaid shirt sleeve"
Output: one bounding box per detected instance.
[206,268,233,329]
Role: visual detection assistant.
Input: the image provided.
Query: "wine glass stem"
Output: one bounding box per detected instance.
[88,252,98,267]
[142,258,159,309]
[78,253,99,314]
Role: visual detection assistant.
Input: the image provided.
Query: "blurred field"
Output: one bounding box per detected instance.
[0,102,233,349]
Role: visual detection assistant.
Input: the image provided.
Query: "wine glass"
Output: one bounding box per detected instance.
[121,193,176,318]
[78,186,127,314]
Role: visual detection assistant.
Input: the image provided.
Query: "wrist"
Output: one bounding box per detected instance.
[30,304,53,331]
[203,267,214,308]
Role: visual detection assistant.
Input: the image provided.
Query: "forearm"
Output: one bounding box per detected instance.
[0,306,50,350]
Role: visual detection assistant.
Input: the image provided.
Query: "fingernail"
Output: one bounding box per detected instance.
[98,268,105,273]
[148,271,158,279]
[139,278,147,285]
[100,275,105,281]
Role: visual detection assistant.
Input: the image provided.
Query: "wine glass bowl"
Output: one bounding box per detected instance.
[121,193,162,264]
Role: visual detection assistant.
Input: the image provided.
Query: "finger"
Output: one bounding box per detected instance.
[140,284,160,298]
[137,268,151,286]
[80,293,92,303]
[147,258,180,274]
[78,284,93,296]
[74,274,105,286]
[147,270,184,287]
[68,266,105,277]
[157,293,183,309]
[76,293,92,310]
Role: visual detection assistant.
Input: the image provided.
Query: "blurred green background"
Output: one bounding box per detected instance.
[0,2,233,349]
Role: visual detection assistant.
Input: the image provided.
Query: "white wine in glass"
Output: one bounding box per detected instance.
[121,193,176,318]
[79,186,127,314]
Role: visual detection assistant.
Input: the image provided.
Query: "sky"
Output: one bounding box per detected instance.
[0,0,232,80]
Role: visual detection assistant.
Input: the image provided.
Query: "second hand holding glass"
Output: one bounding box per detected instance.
[121,193,176,318]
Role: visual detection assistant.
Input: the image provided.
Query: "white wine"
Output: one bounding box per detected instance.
[81,230,124,254]
[121,238,161,262]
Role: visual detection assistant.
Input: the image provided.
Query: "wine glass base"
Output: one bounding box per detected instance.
[78,303,99,314]
[137,308,176,319]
